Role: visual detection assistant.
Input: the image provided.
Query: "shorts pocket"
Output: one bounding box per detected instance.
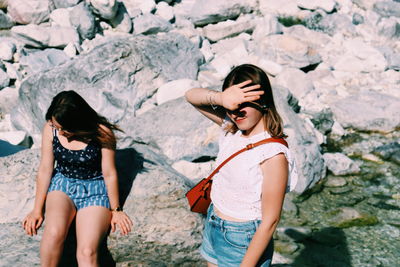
[223,229,253,249]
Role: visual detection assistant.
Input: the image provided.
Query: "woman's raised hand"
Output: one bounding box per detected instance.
[111,211,133,236]
[220,80,263,111]
[22,210,44,236]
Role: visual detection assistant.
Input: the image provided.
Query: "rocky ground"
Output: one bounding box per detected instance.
[0,0,399,266]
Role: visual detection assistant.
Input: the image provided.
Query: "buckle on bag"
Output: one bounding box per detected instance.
[246,143,254,149]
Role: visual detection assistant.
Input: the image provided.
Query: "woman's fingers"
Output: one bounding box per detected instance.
[235,80,253,88]
[245,91,264,97]
[246,96,262,102]
[241,84,261,92]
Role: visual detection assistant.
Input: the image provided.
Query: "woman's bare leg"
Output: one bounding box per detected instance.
[75,206,111,267]
[40,191,76,267]
[208,262,218,267]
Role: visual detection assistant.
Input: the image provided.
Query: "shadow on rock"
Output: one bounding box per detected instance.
[274,227,351,267]
[58,148,144,267]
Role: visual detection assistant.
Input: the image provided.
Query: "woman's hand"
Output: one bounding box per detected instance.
[22,210,44,236]
[111,211,133,235]
[220,80,263,111]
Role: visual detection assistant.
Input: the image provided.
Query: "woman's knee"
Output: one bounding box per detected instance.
[42,225,68,245]
[77,246,98,262]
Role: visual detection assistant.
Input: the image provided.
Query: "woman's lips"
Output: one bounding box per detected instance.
[235,117,246,123]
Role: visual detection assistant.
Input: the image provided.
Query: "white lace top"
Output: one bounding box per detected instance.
[210,124,298,220]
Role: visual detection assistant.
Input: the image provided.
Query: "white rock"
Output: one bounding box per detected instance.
[252,15,283,42]
[133,13,172,34]
[63,42,77,57]
[323,152,361,176]
[260,0,300,16]
[0,41,16,61]
[202,14,255,42]
[200,39,214,63]
[172,160,215,180]
[4,62,21,80]
[7,0,50,24]
[197,70,222,88]
[90,0,118,20]
[297,0,337,13]
[156,79,200,105]
[49,8,72,27]
[121,0,156,17]
[155,2,174,22]
[255,58,283,77]
[0,130,28,146]
[109,3,133,33]
[275,68,314,101]
[0,87,18,115]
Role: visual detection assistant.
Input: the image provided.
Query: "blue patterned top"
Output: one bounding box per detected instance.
[53,130,102,179]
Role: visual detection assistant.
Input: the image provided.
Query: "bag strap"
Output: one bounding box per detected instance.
[205,137,288,183]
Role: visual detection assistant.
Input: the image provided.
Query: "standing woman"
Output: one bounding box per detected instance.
[22,90,133,267]
[185,64,297,266]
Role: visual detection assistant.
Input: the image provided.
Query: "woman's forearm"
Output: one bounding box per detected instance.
[241,220,279,267]
[185,87,222,107]
[32,169,53,213]
[103,174,120,210]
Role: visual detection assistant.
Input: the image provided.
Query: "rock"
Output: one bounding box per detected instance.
[273,85,326,193]
[0,41,16,61]
[0,9,14,29]
[323,152,361,175]
[333,39,387,72]
[70,2,97,39]
[274,240,300,254]
[109,2,133,33]
[7,0,51,25]
[0,130,30,146]
[257,34,322,69]
[325,176,348,187]
[200,39,214,63]
[172,160,215,180]
[259,0,300,17]
[121,0,156,17]
[49,8,72,27]
[282,25,332,50]
[297,0,336,13]
[119,97,220,162]
[352,0,376,10]
[0,68,10,89]
[156,79,200,105]
[11,25,80,49]
[11,34,203,145]
[275,68,314,101]
[306,12,356,36]
[52,0,81,8]
[0,144,204,265]
[63,42,77,57]
[352,13,365,25]
[0,0,7,9]
[252,14,283,42]
[201,14,256,42]
[328,207,379,228]
[330,90,400,133]
[0,87,18,114]
[133,13,172,34]
[373,1,400,18]
[373,142,400,164]
[183,0,257,27]
[90,0,118,20]
[309,108,334,134]
[377,17,400,39]
[155,1,174,22]
[19,49,70,75]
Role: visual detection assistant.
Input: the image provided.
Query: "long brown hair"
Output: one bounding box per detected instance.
[222,64,286,138]
[45,90,121,149]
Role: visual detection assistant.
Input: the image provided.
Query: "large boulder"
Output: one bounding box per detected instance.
[0,144,203,266]
[11,34,203,145]
[7,0,51,25]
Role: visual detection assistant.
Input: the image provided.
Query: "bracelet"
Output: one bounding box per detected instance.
[111,206,123,212]
[207,90,219,110]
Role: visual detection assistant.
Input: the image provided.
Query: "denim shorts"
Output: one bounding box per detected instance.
[48,172,110,210]
[200,204,273,267]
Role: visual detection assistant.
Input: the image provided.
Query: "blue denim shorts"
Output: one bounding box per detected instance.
[48,172,110,210]
[200,204,273,267]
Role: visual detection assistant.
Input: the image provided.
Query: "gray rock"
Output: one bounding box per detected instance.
[0,0,7,9]
[309,108,334,134]
[377,17,400,39]
[273,85,326,193]
[257,34,322,69]
[0,40,16,61]
[323,152,361,176]
[133,13,172,35]
[7,0,51,25]
[352,13,365,25]
[0,9,14,29]
[0,68,10,89]
[19,48,70,75]
[109,2,133,33]
[11,25,80,49]
[182,0,257,27]
[119,97,219,162]
[373,142,400,164]
[70,2,97,40]
[52,0,81,9]
[11,34,203,145]
[252,14,283,42]
[0,86,18,114]
[121,0,156,17]
[307,12,356,36]
[330,91,400,133]
[0,144,203,265]
[324,176,347,188]
[90,0,118,20]
[328,207,379,228]
[373,1,400,18]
